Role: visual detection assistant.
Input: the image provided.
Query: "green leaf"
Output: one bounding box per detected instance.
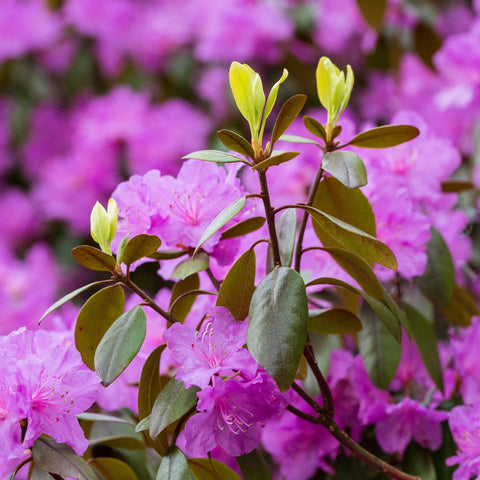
[220,217,266,240]
[88,458,137,480]
[247,267,308,391]
[303,115,327,141]
[157,447,193,480]
[115,234,129,264]
[39,280,114,324]
[302,204,397,269]
[120,234,161,265]
[251,151,300,171]
[271,94,307,147]
[403,445,437,480]
[236,450,272,480]
[149,378,199,439]
[171,254,209,280]
[441,180,475,193]
[217,129,255,158]
[358,302,401,389]
[308,308,362,334]
[313,176,376,253]
[27,466,56,480]
[76,412,135,426]
[138,345,167,420]
[150,250,188,260]
[275,208,297,268]
[95,306,147,386]
[182,150,247,164]
[135,416,150,433]
[320,247,384,298]
[356,0,386,30]
[188,458,242,480]
[404,303,444,393]
[169,274,200,321]
[32,438,98,480]
[415,227,454,307]
[193,196,246,256]
[263,68,289,126]
[89,420,145,450]
[322,150,367,188]
[72,245,117,272]
[75,285,125,370]
[279,134,320,146]
[443,284,480,327]
[217,249,256,321]
[306,276,402,341]
[347,125,420,149]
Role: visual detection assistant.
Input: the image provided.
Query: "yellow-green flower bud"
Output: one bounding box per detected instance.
[90,198,118,255]
[316,57,354,127]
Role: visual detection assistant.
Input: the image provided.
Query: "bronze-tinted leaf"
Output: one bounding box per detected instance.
[347,125,420,149]
[72,245,117,272]
[75,285,125,370]
[188,458,241,480]
[251,151,300,171]
[217,129,255,159]
[443,284,480,327]
[356,0,386,30]
[169,274,200,321]
[414,22,442,69]
[220,216,266,240]
[217,249,256,321]
[308,308,362,334]
[303,116,326,141]
[121,234,161,265]
[441,180,475,193]
[271,94,307,147]
[88,458,137,480]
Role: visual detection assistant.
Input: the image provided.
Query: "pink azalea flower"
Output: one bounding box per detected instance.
[163,307,257,389]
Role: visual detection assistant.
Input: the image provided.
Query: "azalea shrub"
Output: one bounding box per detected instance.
[2,1,480,480]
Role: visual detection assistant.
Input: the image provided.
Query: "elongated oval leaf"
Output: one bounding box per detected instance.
[72,246,117,272]
[150,378,199,439]
[217,130,255,158]
[442,283,480,327]
[251,151,300,171]
[220,216,266,240]
[188,458,241,480]
[347,125,420,149]
[88,458,137,480]
[32,438,98,480]
[271,94,307,146]
[302,204,397,269]
[39,280,114,324]
[194,196,246,256]
[322,150,367,188]
[157,447,193,480]
[276,208,297,268]
[279,134,320,146]
[247,267,308,392]
[138,345,167,420]
[309,308,362,334]
[76,412,135,426]
[75,285,125,370]
[404,303,444,393]
[121,234,161,265]
[115,234,129,265]
[415,227,454,307]
[171,254,209,280]
[303,116,326,141]
[169,274,200,321]
[95,305,147,386]
[182,150,247,164]
[320,247,384,298]
[358,302,401,389]
[89,420,145,450]
[217,249,256,321]
[441,180,474,193]
[150,250,188,260]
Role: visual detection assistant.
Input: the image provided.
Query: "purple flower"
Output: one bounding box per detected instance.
[163,307,257,389]
[447,403,480,479]
[0,328,100,475]
[375,398,448,455]
[179,374,286,457]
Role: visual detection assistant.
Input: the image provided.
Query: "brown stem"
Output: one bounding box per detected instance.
[286,405,421,480]
[257,169,282,267]
[206,267,221,291]
[294,166,324,272]
[123,277,179,324]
